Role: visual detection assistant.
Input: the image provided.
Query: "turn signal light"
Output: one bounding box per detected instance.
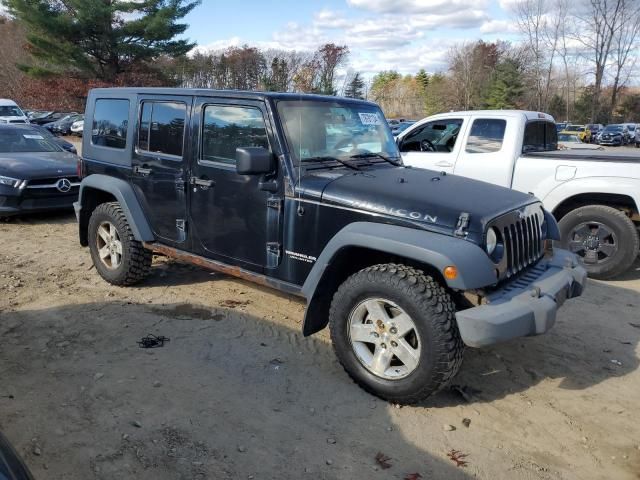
[443,266,458,280]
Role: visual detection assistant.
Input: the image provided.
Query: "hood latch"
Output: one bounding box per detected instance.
[454,212,470,237]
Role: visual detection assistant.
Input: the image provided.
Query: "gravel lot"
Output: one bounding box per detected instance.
[0,137,638,479]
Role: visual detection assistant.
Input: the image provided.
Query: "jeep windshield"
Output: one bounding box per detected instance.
[277,100,400,166]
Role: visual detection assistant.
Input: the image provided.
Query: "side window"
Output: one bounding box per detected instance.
[400,119,463,153]
[137,101,186,157]
[92,99,129,149]
[465,119,506,153]
[201,105,269,165]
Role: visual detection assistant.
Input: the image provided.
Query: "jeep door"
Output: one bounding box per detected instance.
[189,98,279,270]
[132,95,193,245]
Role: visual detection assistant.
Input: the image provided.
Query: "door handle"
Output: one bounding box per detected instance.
[190,177,215,189]
[435,161,453,168]
[134,166,152,176]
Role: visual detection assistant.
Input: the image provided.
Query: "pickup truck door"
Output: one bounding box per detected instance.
[188,97,280,270]
[398,117,467,173]
[451,117,515,188]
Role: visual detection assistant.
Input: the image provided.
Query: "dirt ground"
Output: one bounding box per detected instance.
[1,139,639,479]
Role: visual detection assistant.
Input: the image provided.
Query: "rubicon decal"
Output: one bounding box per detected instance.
[349,200,438,223]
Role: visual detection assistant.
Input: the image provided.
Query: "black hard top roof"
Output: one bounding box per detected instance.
[89,87,378,106]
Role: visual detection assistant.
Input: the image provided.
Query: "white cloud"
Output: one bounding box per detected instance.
[347,0,489,14]
[313,9,350,29]
[480,19,519,34]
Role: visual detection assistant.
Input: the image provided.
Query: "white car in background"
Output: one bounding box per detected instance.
[558,132,603,150]
[0,99,29,124]
[70,118,84,136]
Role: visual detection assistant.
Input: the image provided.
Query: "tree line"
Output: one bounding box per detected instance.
[1,0,638,123]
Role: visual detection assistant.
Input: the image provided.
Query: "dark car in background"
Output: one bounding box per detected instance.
[29,111,73,126]
[0,124,79,217]
[45,114,84,136]
[391,121,416,136]
[585,123,603,142]
[30,124,77,154]
[598,124,628,146]
[0,431,35,480]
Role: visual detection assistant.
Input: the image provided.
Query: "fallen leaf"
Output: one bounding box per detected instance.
[375,452,392,469]
[447,449,469,467]
[405,473,422,480]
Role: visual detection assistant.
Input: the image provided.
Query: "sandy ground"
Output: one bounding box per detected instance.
[0,137,639,479]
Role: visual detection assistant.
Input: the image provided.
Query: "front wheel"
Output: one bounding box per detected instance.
[558,205,639,279]
[329,264,464,404]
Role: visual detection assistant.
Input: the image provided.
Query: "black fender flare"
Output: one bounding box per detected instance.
[75,174,154,245]
[300,222,497,336]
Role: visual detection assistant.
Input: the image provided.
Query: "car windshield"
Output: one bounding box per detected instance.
[0,129,61,153]
[277,100,399,164]
[603,125,622,132]
[558,133,579,142]
[0,106,23,117]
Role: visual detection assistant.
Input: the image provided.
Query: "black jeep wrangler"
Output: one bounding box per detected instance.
[75,88,586,404]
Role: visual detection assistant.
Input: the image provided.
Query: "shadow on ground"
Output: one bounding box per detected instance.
[0,302,471,480]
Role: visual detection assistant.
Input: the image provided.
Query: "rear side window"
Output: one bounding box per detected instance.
[92,99,129,149]
[201,105,269,165]
[465,119,506,153]
[523,121,557,152]
[138,101,186,157]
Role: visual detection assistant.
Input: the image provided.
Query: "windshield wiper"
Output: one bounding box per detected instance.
[305,156,362,171]
[349,152,402,166]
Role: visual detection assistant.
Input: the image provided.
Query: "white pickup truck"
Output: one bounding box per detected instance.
[397,110,640,279]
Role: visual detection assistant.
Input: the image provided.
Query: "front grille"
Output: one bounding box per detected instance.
[26,176,80,187]
[489,203,545,280]
[9,119,27,124]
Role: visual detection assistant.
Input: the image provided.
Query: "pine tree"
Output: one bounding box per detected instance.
[415,68,429,93]
[344,73,365,99]
[483,59,524,110]
[3,0,200,81]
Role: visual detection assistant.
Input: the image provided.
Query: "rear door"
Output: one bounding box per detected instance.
[398,117,467,173]
[188,97,279,270]
[131,95,192,245]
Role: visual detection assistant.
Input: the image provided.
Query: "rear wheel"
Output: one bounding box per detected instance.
[329,264,464,404]
[88,202,152,286]
[559,205,639,279]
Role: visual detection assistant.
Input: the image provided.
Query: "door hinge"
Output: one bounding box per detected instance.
[266,242,281,258]
[176,219,187,232]
[267,198,283,211]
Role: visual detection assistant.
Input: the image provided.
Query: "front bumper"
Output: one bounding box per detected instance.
[0,192,77,216]
[456,249,587,347]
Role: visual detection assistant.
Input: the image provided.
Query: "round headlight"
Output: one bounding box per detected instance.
[486,227,498,255]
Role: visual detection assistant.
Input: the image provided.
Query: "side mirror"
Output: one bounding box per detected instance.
[236,147,274,175]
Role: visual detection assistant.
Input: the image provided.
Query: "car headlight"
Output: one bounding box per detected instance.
[486,227,498,255]
[0,176,22,188]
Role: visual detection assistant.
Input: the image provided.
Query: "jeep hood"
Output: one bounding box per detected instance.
[308,166,539,234]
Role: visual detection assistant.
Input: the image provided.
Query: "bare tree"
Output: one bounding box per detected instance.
[608,1,640,117]
[575,0,626,121]
[0,17,28,98]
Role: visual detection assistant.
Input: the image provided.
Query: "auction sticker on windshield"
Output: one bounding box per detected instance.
[358,112,382,126]
[23,135,44,140]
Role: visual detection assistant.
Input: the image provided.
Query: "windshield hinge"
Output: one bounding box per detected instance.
[454,212,470,237]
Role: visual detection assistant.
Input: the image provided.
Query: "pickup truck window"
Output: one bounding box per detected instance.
[523,120,557,152]
[399,119,462,153]
[138,101,186,157]
[277,101,397,164]
[201,105,269,166]
[92,99,129,149]
[465,119,506,153]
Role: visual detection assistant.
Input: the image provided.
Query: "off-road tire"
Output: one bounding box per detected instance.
[559,205,639,280]
[88,202,152,286]
[329,264,464,404]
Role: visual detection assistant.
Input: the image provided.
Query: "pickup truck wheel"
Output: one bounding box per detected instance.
[88,202,152,286]
[559,205,639,279]
[329,264,463,404]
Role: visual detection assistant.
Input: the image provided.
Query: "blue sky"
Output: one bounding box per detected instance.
[184,0,520,75]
